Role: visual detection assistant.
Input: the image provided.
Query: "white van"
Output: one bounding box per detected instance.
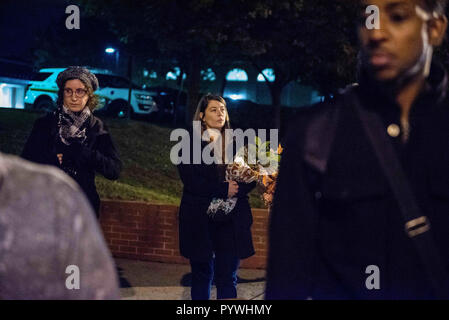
[24,68,158,117]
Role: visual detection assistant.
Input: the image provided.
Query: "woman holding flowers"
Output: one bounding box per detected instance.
[177,93,256,300]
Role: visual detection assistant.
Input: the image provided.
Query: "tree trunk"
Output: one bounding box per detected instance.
[174,69,185,126]
[270,84,283,130]
[219,75,227,97]
[185,53,201,126]
[215,65,229,97]
[127,54,134,120]
[253,62,286,130]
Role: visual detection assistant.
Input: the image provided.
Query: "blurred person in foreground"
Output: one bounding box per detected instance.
[0,152,120,299]
[266,0,449,299]
[22,66,122,218]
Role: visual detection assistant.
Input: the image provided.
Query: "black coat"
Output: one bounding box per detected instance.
[266,63,449,299]
[22,112,122,216]
[177,134,256,262]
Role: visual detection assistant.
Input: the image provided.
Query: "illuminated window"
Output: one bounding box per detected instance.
[166,67,186,81]
[226,68,248,82]
[144,69,158,79]
[166,71,177,80]
[311,91,325,104]
[0,84,10,108]
[227,93,246,100]
[201,68,216,81]
[149,71,157,79]
[257,68,275,82]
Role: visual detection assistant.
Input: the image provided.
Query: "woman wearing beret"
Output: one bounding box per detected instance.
[22,66,122,218]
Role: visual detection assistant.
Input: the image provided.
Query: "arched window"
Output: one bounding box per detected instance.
[143,69,157,79]
[257,68,275,82]
[227,93,246,100]
[201,68,216,81]
[226,68,248,82]
[166,67,186,81]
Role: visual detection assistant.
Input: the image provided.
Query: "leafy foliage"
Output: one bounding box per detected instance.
[80,0,360,128]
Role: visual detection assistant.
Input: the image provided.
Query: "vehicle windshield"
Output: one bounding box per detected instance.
[32,72,52,81]
[95,74,141,89]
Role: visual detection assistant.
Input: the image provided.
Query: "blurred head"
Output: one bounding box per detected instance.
[193,94,230,131]
[358,0,447,83]
[56,67,99,112]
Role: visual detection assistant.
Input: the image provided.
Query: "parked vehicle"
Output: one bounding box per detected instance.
[143,86,187,122]
[24,68,158,118]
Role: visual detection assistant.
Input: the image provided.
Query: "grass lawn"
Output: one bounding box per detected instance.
[0,109,266,208]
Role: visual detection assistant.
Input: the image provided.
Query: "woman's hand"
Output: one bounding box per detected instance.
[228,180,239,198]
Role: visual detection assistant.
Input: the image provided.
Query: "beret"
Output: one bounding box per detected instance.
[56,66,99,91]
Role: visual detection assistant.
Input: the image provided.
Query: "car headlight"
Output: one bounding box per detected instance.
[135,94,152,100]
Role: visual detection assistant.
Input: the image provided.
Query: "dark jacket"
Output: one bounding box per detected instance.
[266,63,449,300]
[21,112,122,216]
[177,132,256,262]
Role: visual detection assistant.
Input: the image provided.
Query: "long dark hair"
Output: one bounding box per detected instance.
[193,93,231,133]
[193,93,232,164]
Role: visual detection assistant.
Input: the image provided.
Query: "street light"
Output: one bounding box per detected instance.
[105,47,119,73]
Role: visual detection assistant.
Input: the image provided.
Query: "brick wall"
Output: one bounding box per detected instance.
[99,200,269,269]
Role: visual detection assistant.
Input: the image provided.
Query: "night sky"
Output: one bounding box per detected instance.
[0,0,72,61]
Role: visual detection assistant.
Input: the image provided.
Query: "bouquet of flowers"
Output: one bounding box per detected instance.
[253,140,282,208]
[206,155,256,220]
[207,137,282,219]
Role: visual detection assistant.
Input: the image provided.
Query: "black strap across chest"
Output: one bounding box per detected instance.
[303,88,449,299]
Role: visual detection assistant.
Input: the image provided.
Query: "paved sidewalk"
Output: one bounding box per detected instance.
[115,258,266,300]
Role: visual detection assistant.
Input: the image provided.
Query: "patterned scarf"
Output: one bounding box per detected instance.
[57,105,91,145]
